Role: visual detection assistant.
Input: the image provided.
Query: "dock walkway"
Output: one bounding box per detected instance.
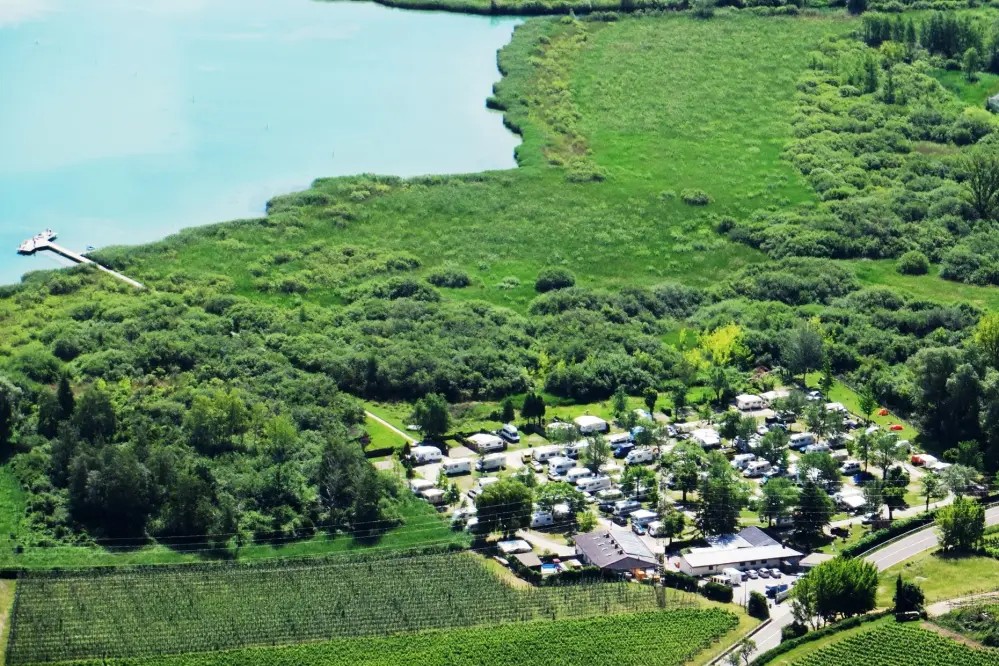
[17,231,144,289]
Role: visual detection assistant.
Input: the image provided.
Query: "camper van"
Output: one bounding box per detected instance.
[562,441,589,459]
[530,511,554,528]
[630,509,659,527]
[625,448,655,465]
[467,476,500,498]
[547,457,574,477]
[789,432,815,450]
[475,453,507,473]
[595,488,624,503]
[500,423,520,443]
[411,445,443,465]
[410,479,434,495]
[442,459,472,476]
[723,568,744,586]
[576,475,612,493]
[608,432,633,448]
[743,460,772,478]
[566,467,594,484]
[532,446,561,463]
[731,453,756,470]
[840,460,861,475]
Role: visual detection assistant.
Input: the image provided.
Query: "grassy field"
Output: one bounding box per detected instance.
[761,618,999,665]
[877,550,999,606]
[119,14,851,314]
[23,608,738,666]
[6,551,693,664]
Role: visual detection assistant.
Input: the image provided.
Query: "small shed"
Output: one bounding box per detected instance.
[513,552,543,569]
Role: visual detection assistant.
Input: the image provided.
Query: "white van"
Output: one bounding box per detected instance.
[732,453,756,470]
[500,423,520,443]
[830,449,849,462]
[475,453,507,472]
[566,467,594,484]
[625,448,655,465]
[547,456,574,476]
[442,459,472,476]
[533,445,561,463]
[411,445,443,465]
[410,479,434,495]
[805,442,830,454]
[743,460,772,478]
[562,440,589,459]
[789,433,815,450]
[530,510,554,528]
[840,460,861,475]
[576,475,612,493]
[595,488,624,502]
[630,509,659,527]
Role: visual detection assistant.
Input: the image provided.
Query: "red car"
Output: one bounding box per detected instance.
[889,424,904,431]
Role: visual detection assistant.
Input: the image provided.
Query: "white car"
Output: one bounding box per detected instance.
[770,568,782,578]
[747,569,760,580]
[758,568,771,578]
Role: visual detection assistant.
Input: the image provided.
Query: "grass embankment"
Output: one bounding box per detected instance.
[760,616,999,665]
[878,549,999,606]
[22,608,737,666]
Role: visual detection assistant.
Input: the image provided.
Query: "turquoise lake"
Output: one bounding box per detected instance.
[0,0,520,284]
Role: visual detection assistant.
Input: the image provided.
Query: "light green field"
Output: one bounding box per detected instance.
[878,549,999,606]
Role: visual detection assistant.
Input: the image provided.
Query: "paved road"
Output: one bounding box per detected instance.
[365,410,417,443]
[865,504,999,571]
[739,503,999,661]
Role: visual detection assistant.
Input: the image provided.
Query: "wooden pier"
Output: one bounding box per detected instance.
[17,231,145,289]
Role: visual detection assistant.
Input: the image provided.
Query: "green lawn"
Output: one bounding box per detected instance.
[849,259,999,314]
[804,372,918,442]
[878,549,999,606]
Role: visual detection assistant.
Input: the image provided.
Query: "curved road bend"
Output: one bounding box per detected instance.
[743,504,999,660]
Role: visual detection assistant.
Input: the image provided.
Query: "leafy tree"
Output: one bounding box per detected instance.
[790,574,821,631]
[783,324,824,385]
[820,356,834,395]
[512,465,538,489]
[897,250,929,275]
[975,312,999,369]
[670,383,688,418]
[793,481,834,543]
[955,440,985,472]
[583,434,610,474]
[670,449,701,503]
[964,47,981,82]
[73,384,116,444]
[964,148,999,221]
[411,393,450,442]
[939,464,982,498]
[500,398,515,424]
[36,389,62,439]
[756,428,789,468]
[621,466,657,501]
[536,481,587,517]
[709,365,732,405]
[611,386,629,416]
[475,479,533,537]
[920,472,946,513]
[57,375,75,419]
[847,0,867,15]
[748,592,770,620]
[719,410,742,440]
[760,477,798,527]
[808,557,879,624]
[936,496,986,552]
[855,431,873,472]
[577,509,597,532]
[696,472,743,536]
[521,393,546,426]
[871,430,902,480]
[893,575,925,615]
[534,267,576,293]
[657,506,686,547]
[643,387,658,417]
[858,383,877,424]
[799,452,841,490]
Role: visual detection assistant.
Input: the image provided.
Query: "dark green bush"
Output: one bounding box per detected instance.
[700,581,734,603]
[535,267,577,292]
[680,188,712,205]
[897,250,930,275]
[427,266,472,289]
[748,590,770,619]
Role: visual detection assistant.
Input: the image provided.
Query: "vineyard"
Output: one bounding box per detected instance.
[785,623,999,666]
[15,609,738,666]
[6,551,694,664]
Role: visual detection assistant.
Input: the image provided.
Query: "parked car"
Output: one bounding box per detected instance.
[613,499,642,516]
[758,568,771,578]
[631,522,646,535]
[769,568,781,578]
[598,501,617,514]
[747,569,759,580]
[612,514,629,526]
[612,442,636,458]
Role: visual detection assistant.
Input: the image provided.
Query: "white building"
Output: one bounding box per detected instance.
[574,415,609,434]
[677,527,803,577]
[735,394,764,411]
[466,433,505,453]
[760,389,789,405]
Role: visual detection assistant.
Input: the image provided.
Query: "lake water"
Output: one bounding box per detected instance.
[0,0,520,284]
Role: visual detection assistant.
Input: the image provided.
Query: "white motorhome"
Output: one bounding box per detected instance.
[410,479,434,495]
[466,433,505,453]
[532,445,561,463]
[500,423,520,443]
[475,453,507,472]
[574,415,609,434]
[547,456,574,476]
[595,488,624,502]
[562,440,589,459]
[625,448,655,465]
[565,467,594,484]
[789,432,815,450]
[723,567,744,586]
[576,475,612,493]
[735,394,764,411]
[840,460,861,475]
[630,509,659,527]
[743,460,772,478]
[731,453,756,470]
[411,445,443,465]
[607,432,633,447]
[442,458,472,476]
[530,511,554,528]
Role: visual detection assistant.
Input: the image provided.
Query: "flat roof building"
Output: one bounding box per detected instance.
[575,529,657,571]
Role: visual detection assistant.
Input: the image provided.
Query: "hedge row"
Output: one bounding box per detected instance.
[840,513,935,558]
